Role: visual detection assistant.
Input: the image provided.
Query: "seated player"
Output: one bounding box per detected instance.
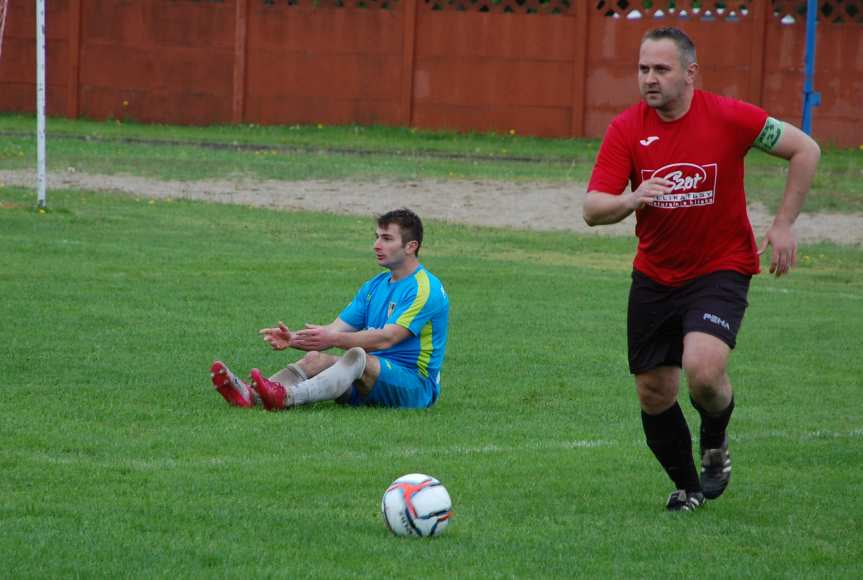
[210,208,449,410]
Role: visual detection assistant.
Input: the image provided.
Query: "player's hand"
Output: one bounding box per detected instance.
[291,324,335,351]
[628,177,673,210]
[258,321,292,350]
[758,222,797,277]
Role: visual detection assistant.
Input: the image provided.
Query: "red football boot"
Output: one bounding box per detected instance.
[250,368,292,411]
[210,361,254,408]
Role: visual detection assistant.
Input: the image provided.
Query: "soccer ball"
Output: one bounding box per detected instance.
[381,473,452,537]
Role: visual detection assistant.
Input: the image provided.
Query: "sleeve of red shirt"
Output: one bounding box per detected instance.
[722,97,769,151]
[587,118,633,196]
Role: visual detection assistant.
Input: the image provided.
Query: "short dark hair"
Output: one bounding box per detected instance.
[377,208,424,257]
[642,27,697,67]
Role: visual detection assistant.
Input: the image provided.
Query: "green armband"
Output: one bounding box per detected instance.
[753,117,784,152]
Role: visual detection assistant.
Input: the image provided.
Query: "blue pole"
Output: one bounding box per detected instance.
[801,0,821,135]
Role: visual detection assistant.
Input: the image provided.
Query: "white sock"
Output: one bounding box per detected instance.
[290,348,366,406]
[269,363,307,386]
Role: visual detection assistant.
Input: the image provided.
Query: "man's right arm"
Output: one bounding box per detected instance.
[584,118,673,227]
[584,178,674,226]
[259,318,357,351]
[289,317,414,352]
[583,190,636,226]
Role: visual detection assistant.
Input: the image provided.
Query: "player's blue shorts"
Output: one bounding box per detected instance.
[345,357,439,409]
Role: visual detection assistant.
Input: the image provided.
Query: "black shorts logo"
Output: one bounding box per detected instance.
[703,312,731,331]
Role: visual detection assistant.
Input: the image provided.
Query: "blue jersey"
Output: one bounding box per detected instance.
[339,265,449,385]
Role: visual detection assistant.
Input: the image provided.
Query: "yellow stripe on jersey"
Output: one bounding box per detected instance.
[416,323,433,377]
[396,269,430,328]
[397,270,433,377]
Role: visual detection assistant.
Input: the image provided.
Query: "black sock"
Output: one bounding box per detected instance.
[641,402,701,493]
[691,395,735,450]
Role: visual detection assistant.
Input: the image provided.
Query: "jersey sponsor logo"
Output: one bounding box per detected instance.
[641,163,718,208]
[639,135,660,146]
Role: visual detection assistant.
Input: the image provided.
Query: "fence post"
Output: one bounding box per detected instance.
[66,0,81,118]
[569,1,589,138]
[748,0,769,107]
[401,0,418,128]
[801,0,820,134]
[232,0,248,124]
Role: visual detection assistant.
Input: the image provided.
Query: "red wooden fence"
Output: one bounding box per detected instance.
[0,0,860,147]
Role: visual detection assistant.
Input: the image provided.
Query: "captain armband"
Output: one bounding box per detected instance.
[753,117,784,152]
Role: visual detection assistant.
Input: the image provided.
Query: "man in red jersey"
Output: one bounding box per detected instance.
[584,27,820,512]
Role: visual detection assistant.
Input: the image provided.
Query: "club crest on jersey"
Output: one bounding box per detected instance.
[641,163,718,209]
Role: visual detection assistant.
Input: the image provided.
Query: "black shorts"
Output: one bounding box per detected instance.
[627,269,751,374]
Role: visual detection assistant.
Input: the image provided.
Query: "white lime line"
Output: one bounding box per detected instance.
[404,439,613,457]
[752,285,862,301]
[17,429,861,472]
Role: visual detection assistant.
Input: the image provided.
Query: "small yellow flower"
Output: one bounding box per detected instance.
[509,129,516,136]
[37,208,46,214]
[317,123,324,129]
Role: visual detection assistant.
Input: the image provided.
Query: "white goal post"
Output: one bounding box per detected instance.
[37,0,47,209]
[0,0,47,209]
[0,0,8,61]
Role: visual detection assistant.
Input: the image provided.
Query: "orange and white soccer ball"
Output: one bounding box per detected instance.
[381,473,452,537]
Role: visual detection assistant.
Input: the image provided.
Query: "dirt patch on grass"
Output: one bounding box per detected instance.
[2,169,861,246]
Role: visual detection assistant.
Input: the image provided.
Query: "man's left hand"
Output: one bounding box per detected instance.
[291,324,336,351]
[758,222,797,277]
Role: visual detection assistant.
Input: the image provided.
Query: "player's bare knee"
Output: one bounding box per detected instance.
[684,361,725,392]
[636,377,677,412]
[300,351,322,365]
[637,390,676,413]
[297,351,336,377]
[295,351,318,372]
[356,355,380,394]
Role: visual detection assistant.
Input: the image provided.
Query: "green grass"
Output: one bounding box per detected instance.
[1,113,861,213]
[0,114,599,183]
[1,187,861,577]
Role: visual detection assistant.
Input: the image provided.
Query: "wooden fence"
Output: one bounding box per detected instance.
[0,0,860,146]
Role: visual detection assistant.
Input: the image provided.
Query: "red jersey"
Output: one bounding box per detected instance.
[588,90,768,286]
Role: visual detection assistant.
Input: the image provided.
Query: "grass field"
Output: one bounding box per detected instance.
[1,174,861,577]
[2,114,863,213]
